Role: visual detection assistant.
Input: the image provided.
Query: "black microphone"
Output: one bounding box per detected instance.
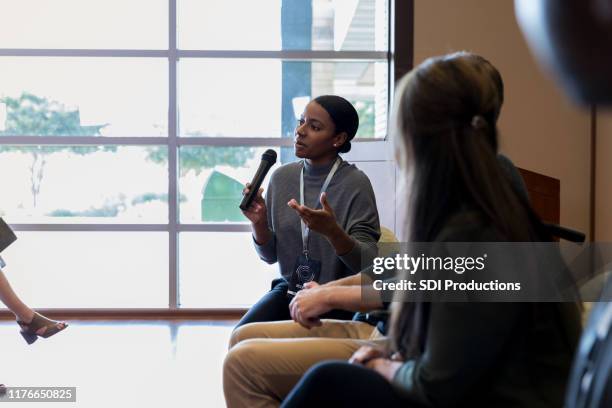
[239,149,277,211]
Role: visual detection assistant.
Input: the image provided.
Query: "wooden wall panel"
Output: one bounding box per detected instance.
[518,168,560,224]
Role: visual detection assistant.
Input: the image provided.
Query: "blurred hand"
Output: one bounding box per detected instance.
[365,358,403,382]
[349,346,387,365]
[241,182,267,226]
[350,346,403,382]
[303,281,320,290]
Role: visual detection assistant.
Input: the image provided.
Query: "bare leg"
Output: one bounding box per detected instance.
[0,268,66,342]
[0,268,34,322]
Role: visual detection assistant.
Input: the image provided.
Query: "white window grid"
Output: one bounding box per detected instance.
[0,0,392,308]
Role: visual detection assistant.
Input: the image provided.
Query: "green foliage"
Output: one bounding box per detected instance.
[48,203,125,218]
[0,92,107,139]
[0,92,257,214]
[131,192,186,206]
[353,99,376,139]
[146,142,257,222]
[0,92,113,157]
[201,170,245,222]
[0,92,111,207]
[147,143,256,176]
[49,192,186,217]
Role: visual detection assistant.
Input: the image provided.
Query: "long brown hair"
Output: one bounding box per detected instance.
[390,52,547,357]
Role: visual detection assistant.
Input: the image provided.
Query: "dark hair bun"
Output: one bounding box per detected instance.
[338,141,351,153]
[312,95,359,153]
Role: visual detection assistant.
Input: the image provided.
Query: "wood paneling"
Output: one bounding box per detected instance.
[518,167,560,224]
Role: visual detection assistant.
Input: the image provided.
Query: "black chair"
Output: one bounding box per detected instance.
[565,280,612,408]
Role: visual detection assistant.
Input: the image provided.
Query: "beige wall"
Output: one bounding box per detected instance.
[596,111,612,240]
[412,0,593,237]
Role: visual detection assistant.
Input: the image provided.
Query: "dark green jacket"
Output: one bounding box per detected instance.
[392,213,582,407]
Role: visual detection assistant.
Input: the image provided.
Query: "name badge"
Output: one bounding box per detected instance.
[287,253,321,296]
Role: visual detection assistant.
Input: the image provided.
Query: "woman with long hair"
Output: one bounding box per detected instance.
[280,52,581,407]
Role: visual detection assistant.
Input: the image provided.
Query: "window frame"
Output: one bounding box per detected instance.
[0,0,413,315]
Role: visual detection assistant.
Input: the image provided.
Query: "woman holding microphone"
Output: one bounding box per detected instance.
[238,95,381,328]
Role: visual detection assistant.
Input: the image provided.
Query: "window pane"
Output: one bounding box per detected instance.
[179,60,387,138]
[0,232,168,308]
[179,0,388,51]
[179,232,278,308]
[0,58,167,136]
[0,0,167,49]
[178,146,297,224]
[0,146,168,223]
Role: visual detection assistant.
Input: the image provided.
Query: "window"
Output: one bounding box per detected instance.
[0,0,404,309]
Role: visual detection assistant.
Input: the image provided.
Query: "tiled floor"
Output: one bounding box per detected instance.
[0,320,236,407]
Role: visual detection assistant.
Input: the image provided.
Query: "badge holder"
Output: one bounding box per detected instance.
[288,250,321,297]
[286,157,340,297]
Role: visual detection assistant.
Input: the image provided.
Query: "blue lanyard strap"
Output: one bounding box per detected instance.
[299,157,341,257]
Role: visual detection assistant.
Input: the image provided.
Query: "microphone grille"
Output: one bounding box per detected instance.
[262,149,277,164]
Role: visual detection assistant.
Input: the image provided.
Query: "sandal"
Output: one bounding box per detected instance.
[17,312,68,345]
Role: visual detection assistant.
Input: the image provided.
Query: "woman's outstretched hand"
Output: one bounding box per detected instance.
[288,192,355,255]
[287,192,339,238]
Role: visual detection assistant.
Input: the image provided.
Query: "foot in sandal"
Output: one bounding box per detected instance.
[16,312,67,345]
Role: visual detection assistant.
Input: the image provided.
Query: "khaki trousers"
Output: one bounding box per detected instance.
[223,319,387,408]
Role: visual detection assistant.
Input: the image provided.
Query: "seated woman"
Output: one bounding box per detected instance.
[280,52,582,407]
[237,95,381,327]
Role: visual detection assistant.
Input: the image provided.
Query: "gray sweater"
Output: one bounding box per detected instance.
[253,157,381,284]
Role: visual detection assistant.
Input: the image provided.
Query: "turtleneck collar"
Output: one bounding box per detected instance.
[303,156,341,176]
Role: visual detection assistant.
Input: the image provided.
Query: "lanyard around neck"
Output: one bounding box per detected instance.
[299,157,341,257]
